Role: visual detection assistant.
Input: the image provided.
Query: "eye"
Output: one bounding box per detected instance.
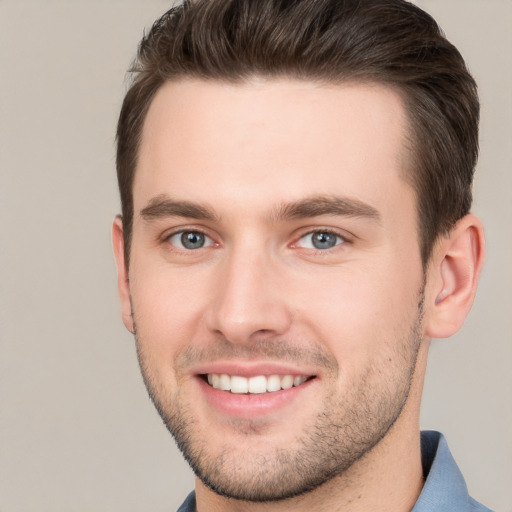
[297,231,344,250]
[168,231,214,250]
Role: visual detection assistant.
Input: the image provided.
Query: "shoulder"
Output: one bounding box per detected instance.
[469,496,494,512]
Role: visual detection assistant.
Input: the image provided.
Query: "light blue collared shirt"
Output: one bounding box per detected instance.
[177,430,493,511]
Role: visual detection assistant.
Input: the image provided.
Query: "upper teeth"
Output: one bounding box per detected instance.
[207,374,308,394]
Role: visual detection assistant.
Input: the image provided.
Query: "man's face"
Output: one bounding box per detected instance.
[123,79,427,500]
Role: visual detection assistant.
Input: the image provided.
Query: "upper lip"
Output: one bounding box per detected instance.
[191,361,317,378]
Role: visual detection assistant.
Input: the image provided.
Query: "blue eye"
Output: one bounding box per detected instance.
[168,231,213,250]
[298,231,343,250]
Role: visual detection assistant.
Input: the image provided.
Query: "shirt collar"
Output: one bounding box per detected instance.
[412,430,471,511]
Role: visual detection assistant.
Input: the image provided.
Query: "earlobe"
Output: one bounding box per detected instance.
[425,215,485,339]
[112,216,135,334]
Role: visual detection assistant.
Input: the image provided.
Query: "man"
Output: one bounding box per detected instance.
[112,0,491,510]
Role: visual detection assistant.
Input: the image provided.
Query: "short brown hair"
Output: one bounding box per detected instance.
[116,0,479,267]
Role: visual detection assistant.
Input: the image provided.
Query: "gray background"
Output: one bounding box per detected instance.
[1,1,510,511]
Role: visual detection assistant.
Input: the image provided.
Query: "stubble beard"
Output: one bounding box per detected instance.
[133,295,424,503]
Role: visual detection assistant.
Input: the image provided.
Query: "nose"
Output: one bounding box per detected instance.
[205,246,293,345]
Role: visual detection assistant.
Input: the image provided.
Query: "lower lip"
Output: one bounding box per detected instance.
[197,376,315,418]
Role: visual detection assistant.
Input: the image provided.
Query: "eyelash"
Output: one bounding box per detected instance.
[162,227,350,254]
[164,229,215,251]
[294,228,348,252]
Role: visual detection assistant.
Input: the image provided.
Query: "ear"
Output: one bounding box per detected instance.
[424,214,485,339]
[112,216,135,334]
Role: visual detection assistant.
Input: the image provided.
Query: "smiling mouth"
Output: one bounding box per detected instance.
[203,374,313,394]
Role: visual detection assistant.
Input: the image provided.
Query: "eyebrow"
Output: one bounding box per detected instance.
[269,195,381,223]
[139,193,380,224]
[140,195,218,222]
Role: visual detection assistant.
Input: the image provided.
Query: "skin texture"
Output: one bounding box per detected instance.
[113,79,485,512]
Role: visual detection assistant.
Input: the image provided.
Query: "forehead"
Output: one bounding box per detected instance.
[135,78,415,223]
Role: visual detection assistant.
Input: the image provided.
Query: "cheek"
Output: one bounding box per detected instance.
[292,260,422,361]
[129,261,212,361]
